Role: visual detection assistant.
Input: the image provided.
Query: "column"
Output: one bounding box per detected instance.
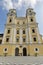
[36,27,41,43]
[29,27,32,44]
[10,28,14,44]
[2,28,7,44]
[13,27,16,44]
[20,28,22,44]
[26,28,29,44]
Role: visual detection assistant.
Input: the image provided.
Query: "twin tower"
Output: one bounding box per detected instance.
[0,8,43,56]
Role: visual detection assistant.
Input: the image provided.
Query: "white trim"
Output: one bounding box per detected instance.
[26,28,28,44]
[3,48,8,53]
[34,48,39,52]
[14,28,16,44]
[20,29,22,44]
[29,27,32,44]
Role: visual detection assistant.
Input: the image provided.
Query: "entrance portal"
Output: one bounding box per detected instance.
[15,48,19,56]
[23,48,27,56]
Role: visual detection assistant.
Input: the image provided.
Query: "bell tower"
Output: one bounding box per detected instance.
[2,9,17,44]
[26,8,36,23]
[7,9,17,17]
[26,8,41,43]
[7,9,17,24]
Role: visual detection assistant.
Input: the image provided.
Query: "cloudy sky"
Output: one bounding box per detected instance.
[0,0,43,36]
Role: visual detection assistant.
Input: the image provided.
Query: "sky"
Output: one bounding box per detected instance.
[0,0,43,36]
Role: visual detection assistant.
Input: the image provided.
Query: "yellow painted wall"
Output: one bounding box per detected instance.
[0,44,43,56]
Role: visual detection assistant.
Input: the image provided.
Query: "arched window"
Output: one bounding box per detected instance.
[32,29,35,33]
[9,19,12,22]
[16,37,19,42]
[23,48,27,56]
[31,18,33,22]
[7,29,10,34]
[15,48,19,56]
[33,37,36,41]
[6,38,9,42]
[17,30,19,34]
[23,38,26,42]
[23,30,25,34]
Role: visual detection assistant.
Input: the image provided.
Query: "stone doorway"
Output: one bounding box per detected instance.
[15,48,19,56]
[23,48,27,56]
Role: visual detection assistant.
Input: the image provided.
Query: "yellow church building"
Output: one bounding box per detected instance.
[0,8,43,57]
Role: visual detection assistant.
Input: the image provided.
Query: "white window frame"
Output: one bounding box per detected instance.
[3,48,8,53]
[34,48,39,52]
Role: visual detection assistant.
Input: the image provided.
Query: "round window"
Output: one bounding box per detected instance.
[35,48,38,51]
[4,48,8,52]
[4,48,7,51]
[34,48,39,52]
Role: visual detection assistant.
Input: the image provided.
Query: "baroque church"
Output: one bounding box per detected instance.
[0,8,43,65]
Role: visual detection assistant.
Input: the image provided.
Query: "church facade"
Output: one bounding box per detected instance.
[0,8,43,56]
